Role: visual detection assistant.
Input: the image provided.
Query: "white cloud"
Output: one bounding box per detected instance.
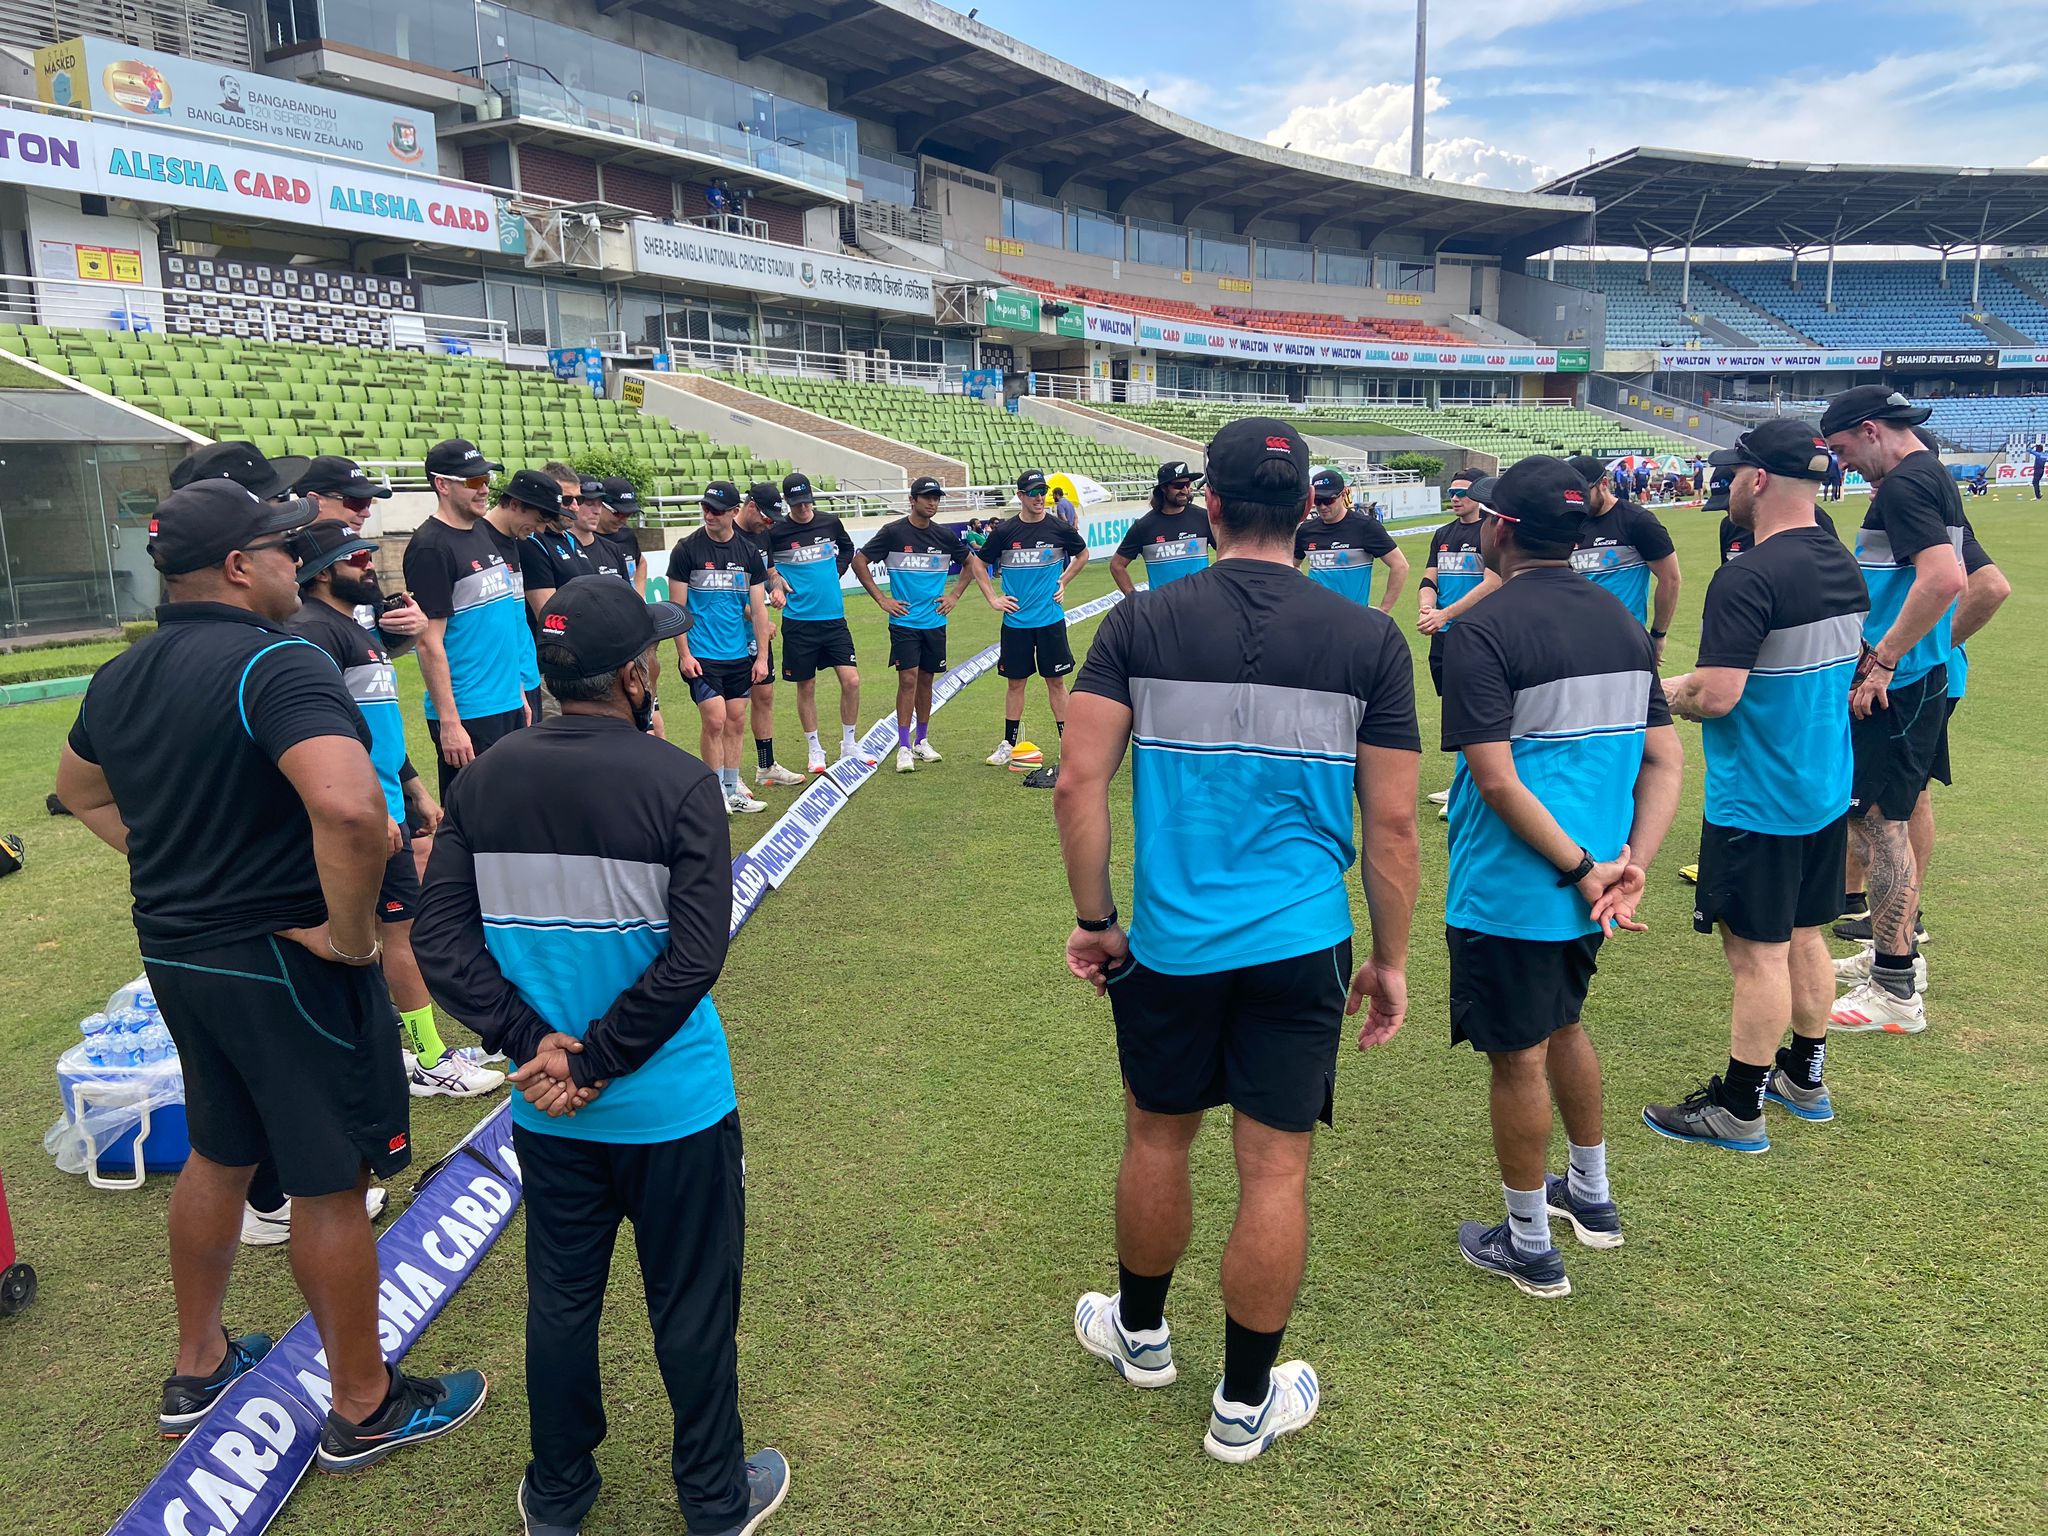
[1263,77,1553,187]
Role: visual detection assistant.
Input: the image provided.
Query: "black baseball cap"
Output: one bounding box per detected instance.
[149,480,316,575]
[1489,456,1589,546]
[424,438,503,479]
[1156,460,1199,487]
[293,455,391,501]
[909,476,947,499]
[702,480,743,512]
[1311,466,1347,502]
[600,476,641,515]
[1467,475,1499,510]
[500,468,564,517]
[1702,466,1736,514]
[1717,418,1833,481]
[1819,385,1931,437]
[781,472,815,504]
[576,476,605,501]
[1017,469,1050,496]
[1448,466,1480,488]
[536,575,690,677]
[1203,417,1311,507]
[1565,454,1612,488]
[293,519,378,586]
[747,480,783,512]
[170,441,310,502]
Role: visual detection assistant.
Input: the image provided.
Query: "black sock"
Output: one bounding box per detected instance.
[352,1364,400,1428]
[1718,1058,1769,1120]
[1873,951,1916,999]
[1004,718,1020,745]
[1841,891,1868,916]
[1778,1034,1826,1090]
[1116,1264,1173,1333]
[1222,1315,1285,1407]
[755,738,774,770]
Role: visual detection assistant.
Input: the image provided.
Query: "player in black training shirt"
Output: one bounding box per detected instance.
[1564,455,1681,656]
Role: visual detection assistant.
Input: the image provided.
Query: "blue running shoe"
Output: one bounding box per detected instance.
[1457,1219,1571,1298]
[1543,1173,1625,1250]
[1202,1361,1320,1464]
[1764,1067,1834,1122]
[699,1449,791,1536]
[1643,1080,1770,1153]
[316,1367,488,1473]
[159,1329,274,1436]
[1074,1291,1176,1388]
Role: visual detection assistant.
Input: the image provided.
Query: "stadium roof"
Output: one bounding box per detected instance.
[1535,147,2048,253]
[595,0,1592,255]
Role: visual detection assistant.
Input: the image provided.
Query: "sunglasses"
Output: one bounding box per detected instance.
[1484,508,1520,524]
[341,494,374,513]
[704,505,733,515]
[439,473,491,490]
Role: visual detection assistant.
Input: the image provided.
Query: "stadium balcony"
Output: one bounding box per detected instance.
[1,326,815,502]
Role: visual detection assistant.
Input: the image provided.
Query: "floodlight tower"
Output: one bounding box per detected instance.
[1411,0,1427,177]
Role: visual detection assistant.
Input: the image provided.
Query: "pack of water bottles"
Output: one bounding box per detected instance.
[45,974,191,1182]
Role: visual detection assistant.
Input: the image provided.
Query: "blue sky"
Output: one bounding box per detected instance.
[966,0,2046,188]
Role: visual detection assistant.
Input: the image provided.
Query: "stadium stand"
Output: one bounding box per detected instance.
[1002,273,1466,345]
[0,326,816,501]
[1922,396,2048,451]
[1094,400,1703,462]
[704,372,1158,487]
[1549,262,1813,348]
[1703,261,2045,347]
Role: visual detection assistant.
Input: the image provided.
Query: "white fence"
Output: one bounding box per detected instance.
[665,340,958,391]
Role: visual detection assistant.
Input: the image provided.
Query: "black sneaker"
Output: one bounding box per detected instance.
[316,1367,488,1473]
[160,1329,274,1435]
[1831,912,1872,943]
[1021,763,1060,790]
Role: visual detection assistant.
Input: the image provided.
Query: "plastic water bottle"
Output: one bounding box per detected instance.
[78,1013,113,1066]
[138,1023,173,1064]
[132,988,160,1021]
[104,1008,146,1067]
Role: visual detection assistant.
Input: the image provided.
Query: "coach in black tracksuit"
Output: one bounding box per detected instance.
[412,577,788,1536]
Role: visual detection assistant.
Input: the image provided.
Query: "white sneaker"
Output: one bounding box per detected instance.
[986,740,1015,767]
[756,762,805,788]
[726,790,768,815]
[911,739,942,763]
[405,1049,507,1098]
[1828,980,1927,1035]
[1427,789,1450,806]
[450,1044,507,1067]
[895,746,916,773]
[806,749,828,776]
[839,746,879,767]
[1833,945,1926,992]
[240,1187,388,1246]
[1202,1361,1321,1464]
[1073,1292,1176,1388]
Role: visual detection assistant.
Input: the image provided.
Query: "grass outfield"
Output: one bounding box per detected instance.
[2,491,2044,1535]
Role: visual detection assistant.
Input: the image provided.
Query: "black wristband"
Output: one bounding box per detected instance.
[1649,627,1668,639]
[1077,910,1118,932]
[1556,850,1594,888]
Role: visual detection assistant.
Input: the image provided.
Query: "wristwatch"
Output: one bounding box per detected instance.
[1555,850,1595,888]
[1077,909,1119,932]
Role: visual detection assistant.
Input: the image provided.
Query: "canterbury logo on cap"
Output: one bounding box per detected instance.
[1265,436,1292,452]
[1562,490,1585,506]
[541,613,567,633]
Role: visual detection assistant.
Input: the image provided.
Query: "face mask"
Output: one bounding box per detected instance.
[630,661,656,733]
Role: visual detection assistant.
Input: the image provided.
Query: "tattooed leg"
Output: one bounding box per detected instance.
[1859,811,1920,956]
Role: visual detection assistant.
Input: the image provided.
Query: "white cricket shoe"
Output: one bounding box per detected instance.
[895,746,916,774]
[1828,981,1927,1035]
[1202,1361,1321,1464]
[406,1049,507,1098]
[241,1187,388,1246]
[911,740,942,763]
[986,741,1015,767]
[450,1044,507,1067]
[1073,1292,1176,1388]
[1833,945,1926,992]
[756,762,805,788]
[1427,789,1450,806]
[806,748,828,776]
[726,790,768,815]
[839,746,879,768]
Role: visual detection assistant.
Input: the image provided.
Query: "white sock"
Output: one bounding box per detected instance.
[805,730,822,756]
[1567,1140,1610,1205]
[718,766,738,794]
[1504,1183,1552,1256]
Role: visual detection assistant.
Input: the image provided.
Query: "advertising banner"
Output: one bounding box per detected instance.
[1653,349,1882,372]
[983,288,1041,331]
[36,36,436,170]
[1083,304,1557,373]
[1882,348,1996,372]
[1555,347,1592,373]
[633,220,935,316]
[1996,349,2048,371]
[1053,307,1085,339]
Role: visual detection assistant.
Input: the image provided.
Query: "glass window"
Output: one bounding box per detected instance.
[802,320,843,354]
[1258,241,1313,284]
[711,310,752,346]
[619,290,664,350]
[1191,231,1248,278]
[1318,248,1372,288]
[329,0,480,72]
[1003,197,1064,249]
[549,282,610,348]
[860,155,917,207]
[1380,258,1435,292]
[1068,207,1123,259]
[415,267,485,321]
[762,313,802,353]
[1129,220,1186,268]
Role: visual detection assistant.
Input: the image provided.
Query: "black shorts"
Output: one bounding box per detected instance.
[781,617,857,681]
[140,934,410,1197]
[378,847,420,924]
[1691,814,1848,943]
[997,621,1075,680]
[1850,666,1948,821]
[1447,926,1603,1054]
[888,623,948,674]
[1426,633,1446,698]
[428,706,526,799]
[1107,940,1350,1133]
[1930,694,1959,787]
[689,655,756,704]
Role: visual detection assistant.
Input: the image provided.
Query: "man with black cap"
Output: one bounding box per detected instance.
[171,439,311,504]
[1564,454,1680,658]
[1645,421,1868,1150]
[1293,466,1408,614]
[1439,455,1682,1299]
[54,481,487,1461]
[483,469,557,722]
[667,482,775,815]
[291,455,425,653]
[982,468,1090,785]
[412,576,788,1536]
[1716,459,1838,565]
[1110,461,1213,595]
[853,477,998,775]
[405,439,530,794]
[765,469,867,773]
[1817,386,1967,1036]
[520,471,602,724]
[595,478,648,596]
[735,482,804,790]
[1057,416,1420,1464]
[1416,467,1502,696]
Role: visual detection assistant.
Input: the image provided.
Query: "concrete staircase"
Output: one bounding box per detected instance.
[657,372,967,489]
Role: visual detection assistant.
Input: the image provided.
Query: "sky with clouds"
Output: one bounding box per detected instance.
[971,0,2046,189]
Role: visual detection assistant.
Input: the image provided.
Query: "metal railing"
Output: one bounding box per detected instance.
[643,479,1157,526]
[669,341,958,391]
